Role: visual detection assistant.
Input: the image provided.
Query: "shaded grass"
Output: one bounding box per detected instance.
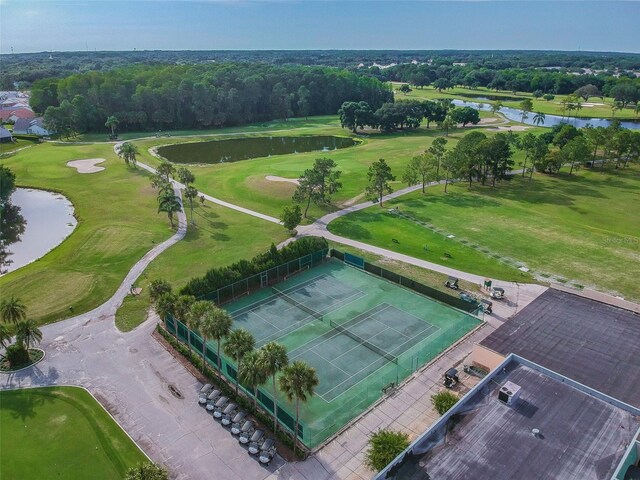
[0,142,170,325]
[330,166,640,298]
[0,386,147,480]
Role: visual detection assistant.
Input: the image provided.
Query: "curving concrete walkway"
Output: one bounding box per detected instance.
[1,137,547,480]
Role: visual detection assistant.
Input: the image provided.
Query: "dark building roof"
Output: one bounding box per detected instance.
[380,358,640,480]
[480,288,640,408]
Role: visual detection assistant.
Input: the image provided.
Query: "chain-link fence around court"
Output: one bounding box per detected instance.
[163,251,482,449]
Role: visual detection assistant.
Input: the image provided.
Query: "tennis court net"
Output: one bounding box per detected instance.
[272,287,324,322]
[329,319,398,364]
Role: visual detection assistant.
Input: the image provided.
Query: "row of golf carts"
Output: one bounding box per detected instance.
[198,384,277,465]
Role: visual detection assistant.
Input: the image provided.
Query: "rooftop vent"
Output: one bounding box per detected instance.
[498,381,522,406]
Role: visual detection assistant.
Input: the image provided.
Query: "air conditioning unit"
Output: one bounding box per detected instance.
[498,381,521,406]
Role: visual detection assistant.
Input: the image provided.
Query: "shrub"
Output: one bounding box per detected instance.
[5,344,30,368]
[180,237,328,298]
[431,390,459,415]
[125,462,168,480]
[149,279,172,302]
[365,429,410,472]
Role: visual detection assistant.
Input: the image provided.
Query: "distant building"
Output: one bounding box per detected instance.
[12,117,52,136]
[0,127,14,143]
[0,108,35,122]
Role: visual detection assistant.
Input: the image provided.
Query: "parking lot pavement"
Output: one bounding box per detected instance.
[0,314,285,480]
[1,279,546,480]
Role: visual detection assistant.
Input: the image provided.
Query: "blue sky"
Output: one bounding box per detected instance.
[1,1,639,54]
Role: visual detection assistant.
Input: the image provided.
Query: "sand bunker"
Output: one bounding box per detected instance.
[487,126,531,132]
[67,158,106,174]
[265,175,299,185]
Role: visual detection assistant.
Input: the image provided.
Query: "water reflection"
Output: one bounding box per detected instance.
[158,135,358,164]
[0,188,77,275]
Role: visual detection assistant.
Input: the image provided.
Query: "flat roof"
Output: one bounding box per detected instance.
[385,360,640,480]
[480,288,640,408]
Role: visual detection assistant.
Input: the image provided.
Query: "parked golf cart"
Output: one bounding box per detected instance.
[230,411,248,434]
[443,368,459,389]
[247,429,266,454]
[480,299,493,314]
[198,384,213,404]
[212,396,230,418]
[490,286,505,300]
[220,403,238,426]
[205,389,221,411]
[238,421,256,444]
[444,276,459,290]
[258,438,277,465]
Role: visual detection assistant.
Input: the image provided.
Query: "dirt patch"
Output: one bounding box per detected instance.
[265,175,300,185]
[66,158,106,173]
[340,193,366,208]
[487,125,531,132]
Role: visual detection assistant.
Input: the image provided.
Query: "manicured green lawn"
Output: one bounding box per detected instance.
[115,201,287,331]
[136,116,542,221]
[394,84,639,120]
[329,166,640,298]
[0,387,147,480]
[0,142,170,325]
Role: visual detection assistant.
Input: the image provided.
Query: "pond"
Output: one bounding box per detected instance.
[157,135,358,164]
[452,99,640,130]
[0,188,77,275]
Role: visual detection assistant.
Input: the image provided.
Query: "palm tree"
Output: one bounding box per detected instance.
[157,189,182,228]
[119,142,139,167]
[105,115,119,137]
[202,306,233,378]
[0,324,11,348]
[258,341,289,432]
[239,350,269,410]
[184,186,199,226]
[490,101,503,117]
[279,360,319,455]
[155,292,177,333]
[16,319,43,349]
[177,167,195,186]
[187,300,211,362]
[0,296,27,325]
[532,112,546,127]
[223,329,255,394]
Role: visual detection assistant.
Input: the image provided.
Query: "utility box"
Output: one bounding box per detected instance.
[498,381,522,406]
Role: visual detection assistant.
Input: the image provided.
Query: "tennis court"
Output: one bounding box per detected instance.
[223,258,482,447]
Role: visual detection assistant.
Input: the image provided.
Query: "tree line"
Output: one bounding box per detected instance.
[4,50,639,89]
[31,63,392,135]
[338,99,480,133]
[375,63,640,107]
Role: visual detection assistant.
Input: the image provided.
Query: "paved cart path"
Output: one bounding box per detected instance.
[1,142,548,480]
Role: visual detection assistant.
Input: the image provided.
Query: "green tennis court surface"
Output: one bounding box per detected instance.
[226,258,482,447]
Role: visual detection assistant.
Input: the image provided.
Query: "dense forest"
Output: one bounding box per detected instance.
[2,49,639,88]
[32,63,393,133]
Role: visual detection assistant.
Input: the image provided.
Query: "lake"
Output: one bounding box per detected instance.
[157,135,358,164]
[0,188,77,275]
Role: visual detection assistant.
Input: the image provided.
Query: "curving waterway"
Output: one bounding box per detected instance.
[0,188,77,275]
[452,99,640,130]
